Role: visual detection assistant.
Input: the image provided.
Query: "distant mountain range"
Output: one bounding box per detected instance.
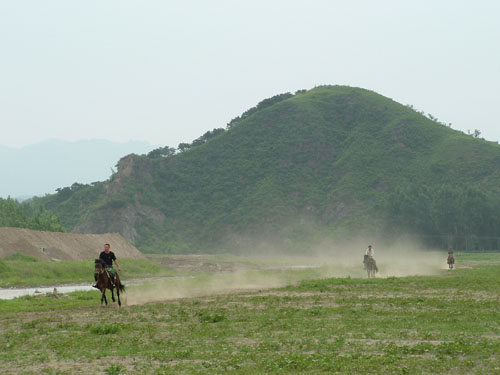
[0,139,156,198]
[32,86,500,253]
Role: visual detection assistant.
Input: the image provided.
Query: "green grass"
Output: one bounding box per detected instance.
[0,254,180,287]
[1,252,500,374]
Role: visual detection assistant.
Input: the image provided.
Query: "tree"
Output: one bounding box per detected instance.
[227,92,294,128]
[0,198,64,232]
[147,146,176,159]
[178,143,191,152]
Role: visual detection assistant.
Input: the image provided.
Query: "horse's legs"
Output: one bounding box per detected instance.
[111,287,116,302]
[101,289,108,305]
[116,286,121,307]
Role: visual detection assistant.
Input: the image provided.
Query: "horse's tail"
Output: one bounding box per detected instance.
[118,283,125,292]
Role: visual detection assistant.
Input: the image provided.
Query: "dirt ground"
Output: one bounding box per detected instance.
[0,227,144,260]
[147,254,260,273]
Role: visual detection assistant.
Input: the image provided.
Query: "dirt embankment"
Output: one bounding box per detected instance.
[0,227,144,261]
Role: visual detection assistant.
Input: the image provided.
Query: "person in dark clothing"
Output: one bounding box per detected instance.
[93,243,121,288]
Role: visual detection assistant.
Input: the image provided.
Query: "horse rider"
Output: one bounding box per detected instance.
[94,243,121,288]
[447,248,455,269]
[365,245,375,258]
[363,244,378,271]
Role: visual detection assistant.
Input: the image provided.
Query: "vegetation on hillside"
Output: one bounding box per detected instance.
[31,86,500,252]
[384,185,500,249]
[146,92,302,159]
[0,198,63,232]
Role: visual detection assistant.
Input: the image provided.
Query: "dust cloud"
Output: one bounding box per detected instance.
[124,236,446,306]
[125,272,297,306]
[312,236,445,277]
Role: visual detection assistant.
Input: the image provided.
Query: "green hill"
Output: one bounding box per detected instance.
[32,86,500,252]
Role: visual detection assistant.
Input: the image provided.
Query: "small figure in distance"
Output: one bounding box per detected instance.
[363,244,378,278]
[365,244,375,258]
[447,248,455,270]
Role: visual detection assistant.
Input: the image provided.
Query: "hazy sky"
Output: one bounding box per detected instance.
[1,1,499,148]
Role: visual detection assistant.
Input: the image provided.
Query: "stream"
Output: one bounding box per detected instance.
[0,285,95,300]
[0,276,195,300]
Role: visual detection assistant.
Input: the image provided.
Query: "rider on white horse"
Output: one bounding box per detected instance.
[365,245,375,257]
[364,245,378,275]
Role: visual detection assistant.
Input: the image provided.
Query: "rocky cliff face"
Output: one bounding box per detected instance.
[72,154,164,243]
[105,154,154,196]
[73,203,165,243]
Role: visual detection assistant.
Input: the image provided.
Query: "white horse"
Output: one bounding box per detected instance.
[363,255,378,278]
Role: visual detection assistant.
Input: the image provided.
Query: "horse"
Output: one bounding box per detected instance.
[447,254,455,270]
[363,255,378,278]
[94,259,125,306]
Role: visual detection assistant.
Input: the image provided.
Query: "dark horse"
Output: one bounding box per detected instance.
[447,252,455,270]
[94,259,125,306]
[363,255,378,278]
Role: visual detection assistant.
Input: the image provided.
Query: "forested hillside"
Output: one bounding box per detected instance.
[0,198,63,232]
[32,86,500,252]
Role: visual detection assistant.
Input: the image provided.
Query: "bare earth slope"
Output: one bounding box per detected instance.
[0,227,144,260]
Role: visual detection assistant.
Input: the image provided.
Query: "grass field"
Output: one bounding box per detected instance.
[0,254,180,288]
[1,252,500,374]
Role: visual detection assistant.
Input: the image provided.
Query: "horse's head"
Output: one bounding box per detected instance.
[94,258,105,273]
